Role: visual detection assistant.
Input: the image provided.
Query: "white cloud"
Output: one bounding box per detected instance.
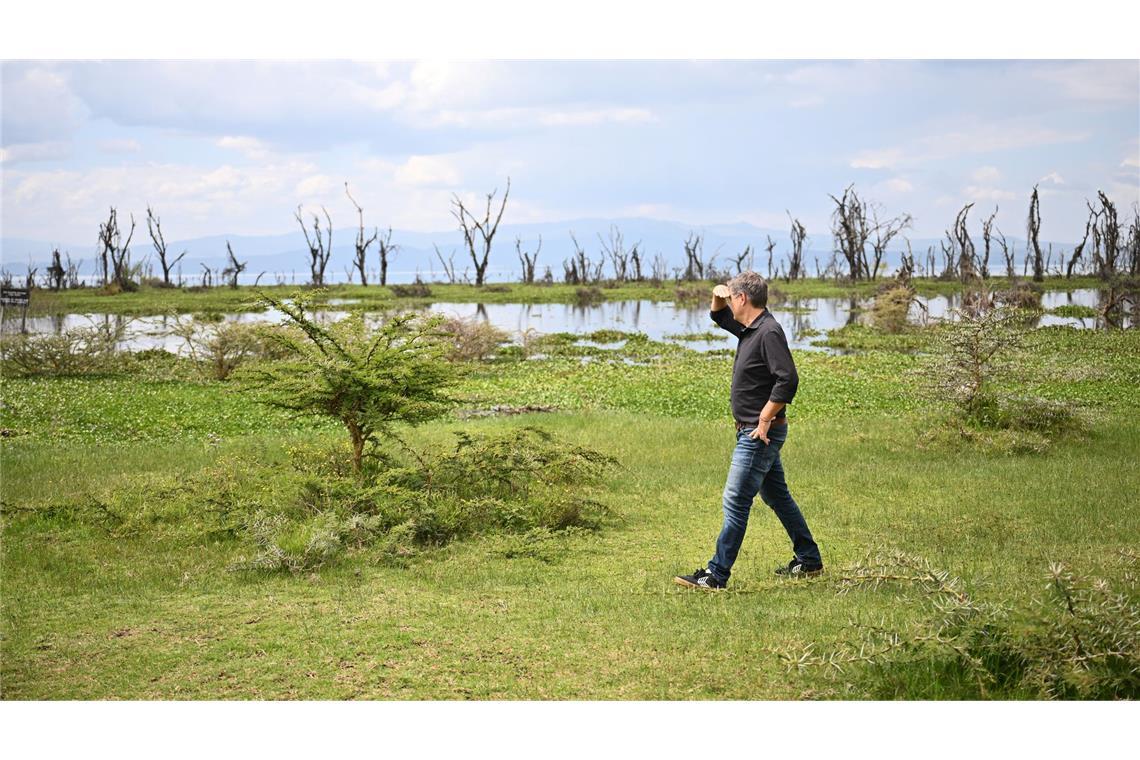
[853,125,1089,171]
[294,175,337,199]
[393,155,462,187]
[851,148,905,169]
[97,138,142,154]
[1030,61,1140,104]
[971,166,1001,183]
[538,108,655,127]
[217,136,270,160]
[1039,171,1065,185]
[963,185,1017,201]
[0,141,72,164]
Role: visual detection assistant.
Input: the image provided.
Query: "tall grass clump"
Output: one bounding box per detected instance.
[779,549,1140,700]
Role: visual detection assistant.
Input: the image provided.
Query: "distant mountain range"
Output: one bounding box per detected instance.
[1,217,1077,285]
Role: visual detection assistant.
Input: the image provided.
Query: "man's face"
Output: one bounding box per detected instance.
[728,290,747,317]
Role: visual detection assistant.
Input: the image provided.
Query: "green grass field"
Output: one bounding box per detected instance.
[2,321,1138,699]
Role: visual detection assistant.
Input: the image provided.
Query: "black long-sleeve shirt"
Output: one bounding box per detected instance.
[710,306,799,423]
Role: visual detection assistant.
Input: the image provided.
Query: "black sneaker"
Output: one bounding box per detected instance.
[775,558,824,577]
[673,567,726,590]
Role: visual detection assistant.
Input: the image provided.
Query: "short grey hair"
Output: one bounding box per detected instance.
[728,270,768,308]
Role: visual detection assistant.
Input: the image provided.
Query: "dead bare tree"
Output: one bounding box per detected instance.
[516,235,542,284]
[788,213,807,280]
[629,241,643,281]
[567,231,598,284]
[46,248,65,291]
[764,235,777,280]
[898,238,915,284]
[1065,207,1094,279]
[871,207,913,281]
[994,227,1015,279]
[97,207,137,291]
[598,225,635,282]
[1027,185,1044,282]
[683,232,708,280]
[433,244,459,284]
[939,237,956,280]
[731,245,753,275]
[295,205,333,287]
[145,206,186,288]
[451,177,510,287]
[1091,190,1121,278]
[1126,203,1140,276]
[222,241,246,289]
[829,185,872,280]
[375,227,397,287]
[200,263,213,288]
[980,207,998,280]
[952,203,978,282]
[344,183,379,287]
[650,252,669,282]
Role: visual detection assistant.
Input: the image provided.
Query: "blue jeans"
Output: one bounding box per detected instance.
[707,424,821,583]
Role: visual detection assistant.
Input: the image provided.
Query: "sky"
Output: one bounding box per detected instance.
[2,60,1138,249]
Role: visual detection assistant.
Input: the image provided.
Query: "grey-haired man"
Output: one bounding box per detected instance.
[674,271,823,590]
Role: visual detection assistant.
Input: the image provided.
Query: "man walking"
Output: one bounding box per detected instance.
[674,271,823,590]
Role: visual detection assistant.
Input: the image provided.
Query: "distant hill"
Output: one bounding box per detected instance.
[0,218,1076,285]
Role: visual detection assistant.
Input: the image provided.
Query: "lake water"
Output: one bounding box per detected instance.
[1,289,1127,355]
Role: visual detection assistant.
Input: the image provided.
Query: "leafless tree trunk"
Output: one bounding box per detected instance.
[568,231,599,283]
[1027,185,1044,282]
[939,237,955,280]
[598,225,635,282]
[763,236,776,280]
[980,207,997,280]
[683,232,708,280]
[295,205,333,287]
[898,238,915,283]
[222,240,246,289]
[46,248,65,291]
[1126,203,1140,276]
[650,252,668,282]
[451,177,510,287]
[788,214,807,280]
[871,208,913,281]
[375,227,397,287]
[345,183,379,287]
[994,228,1015,279]
[952,203,977,282]
[98,207,137,291]
[200,263,213,288]
[829,185,871,280]
[1092,190,1121,278]
[1065,208,1094,279]
[434,244,458,284]
[516,235,542,284]
[146,206,186,288]
[732,245,753,275]
[629,242,643,281]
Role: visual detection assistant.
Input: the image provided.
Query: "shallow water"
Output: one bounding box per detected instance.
[2,289,1126,355]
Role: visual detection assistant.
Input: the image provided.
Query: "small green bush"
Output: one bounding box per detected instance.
[0,322,125,377]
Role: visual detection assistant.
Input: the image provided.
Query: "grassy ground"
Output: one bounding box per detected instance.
[2,325,1138,699]
[23,275,1110,316]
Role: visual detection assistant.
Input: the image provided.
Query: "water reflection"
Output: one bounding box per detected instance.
[2,289,1128,355]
